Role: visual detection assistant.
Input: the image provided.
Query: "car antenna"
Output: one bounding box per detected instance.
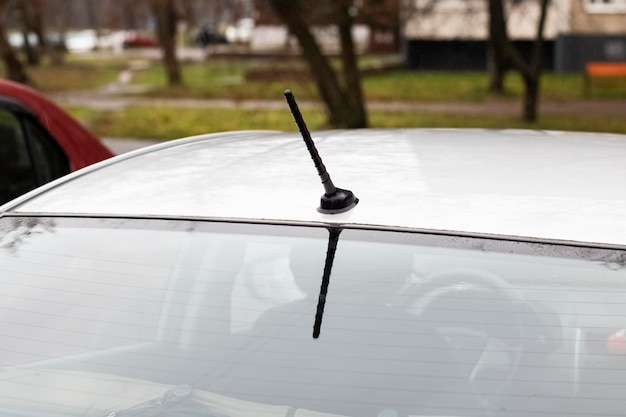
[284,90,358,214]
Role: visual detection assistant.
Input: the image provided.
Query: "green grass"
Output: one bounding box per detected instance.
[132,60,321,100]
[4,53,624,100]
[32,65,120,91]
[65,105,626,140]
[368,111,626,133]
[364,71,490,102]
[1,60,122,92]
[363,70,624,101]
[66,106,328,140]
[64,106,104,123]
[132,59,626,102]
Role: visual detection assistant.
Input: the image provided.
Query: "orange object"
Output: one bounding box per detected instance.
[586,62,626,76]
[583,62,626,96]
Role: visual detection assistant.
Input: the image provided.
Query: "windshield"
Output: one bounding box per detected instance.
[1,216,626,417]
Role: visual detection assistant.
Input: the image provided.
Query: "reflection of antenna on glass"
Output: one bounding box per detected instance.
[284,90,358,214]
[313,228,341,339]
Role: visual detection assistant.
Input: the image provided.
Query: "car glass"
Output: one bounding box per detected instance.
[22,117,69,183]
[1,217,626,417]
[0,109,37,204]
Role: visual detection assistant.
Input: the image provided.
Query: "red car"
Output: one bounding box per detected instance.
[0,79,113,204]
[122,30,158,48]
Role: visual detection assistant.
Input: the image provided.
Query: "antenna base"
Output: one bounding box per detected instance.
[318,188,359,214]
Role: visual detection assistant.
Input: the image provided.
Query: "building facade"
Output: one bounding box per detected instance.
[402,0,626,71]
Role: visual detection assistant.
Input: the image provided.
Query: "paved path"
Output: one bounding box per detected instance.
[101,137,163,154]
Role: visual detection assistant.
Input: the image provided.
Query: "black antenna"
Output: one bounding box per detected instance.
[284,90,358,214]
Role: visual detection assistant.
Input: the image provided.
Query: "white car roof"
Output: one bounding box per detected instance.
[4,128,626,246]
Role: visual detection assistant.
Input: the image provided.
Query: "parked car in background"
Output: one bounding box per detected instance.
[1,123,626,416]
[0,79,113,204]
[195,25,229,46]
[122,30,158,49]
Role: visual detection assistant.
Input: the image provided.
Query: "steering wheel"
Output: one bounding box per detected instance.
[404,270,538,406]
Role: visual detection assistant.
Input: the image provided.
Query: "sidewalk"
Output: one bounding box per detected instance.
[101,137,163,154]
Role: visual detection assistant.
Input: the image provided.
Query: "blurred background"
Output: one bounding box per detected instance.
[0,0,624,145]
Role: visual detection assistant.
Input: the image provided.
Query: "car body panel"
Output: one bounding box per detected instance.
[5,128,626,246]
[2,127,626,417]
[0,79,113,170]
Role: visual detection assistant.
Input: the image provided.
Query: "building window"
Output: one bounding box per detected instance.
[585,0,626,13]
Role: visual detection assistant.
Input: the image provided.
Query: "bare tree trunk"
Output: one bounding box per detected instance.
[0,0,30,84]
[16,0,45,66]
[487,0,507,94]
[487,0,549,122]
[522,0,550,122]
[31,0,47,55]
[21,29,39,65]
[337,0,367,128]
[152,0,182,86]
[487,49,506,93]
[121,0,138,29]
[49,0,70,66]
[522,74,539,121]
[85,0,101,49]
[0,32,30,83]
[268,0,347,127]
[180,0,198,43]
[266,0,367,128]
